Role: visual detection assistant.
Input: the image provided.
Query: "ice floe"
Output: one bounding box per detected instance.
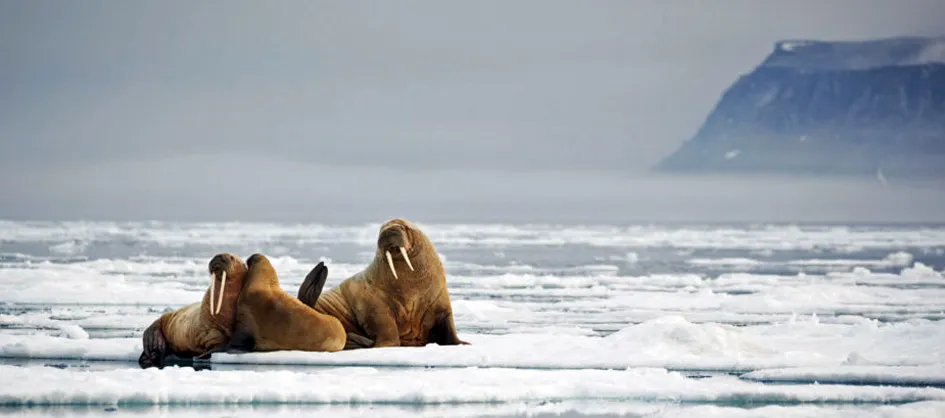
[2,365,944,407]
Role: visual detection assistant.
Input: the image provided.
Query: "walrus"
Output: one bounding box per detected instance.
[137,252,247,369]
[298,218,469,349]
[222,253,346,353]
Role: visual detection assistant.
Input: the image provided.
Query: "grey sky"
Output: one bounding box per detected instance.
[2,1,945,222]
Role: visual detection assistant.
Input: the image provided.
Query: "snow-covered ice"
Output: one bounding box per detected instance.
[1,221,944,416]
[2,316,943,373]
[742,366,945,387]
[2,365,944,407]
[4,220,945,251]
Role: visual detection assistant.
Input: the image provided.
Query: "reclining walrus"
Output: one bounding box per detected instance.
[298,218,469,349]
[221,253,347,353]
[138,252,246,369]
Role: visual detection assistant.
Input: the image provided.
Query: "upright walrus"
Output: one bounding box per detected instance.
[138,253,247,369]
[298,218,469,349]
[224,253,346,353]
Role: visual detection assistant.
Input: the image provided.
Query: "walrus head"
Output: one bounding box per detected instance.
[207,253,247,321]
[245,253,280,287]
[246,253,273,271]
[376,218,427,280]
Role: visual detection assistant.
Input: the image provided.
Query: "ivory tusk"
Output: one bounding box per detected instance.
[209,272,217,316]
[214,270,226,315]
[385,250,398,280]
[399,246,414,271]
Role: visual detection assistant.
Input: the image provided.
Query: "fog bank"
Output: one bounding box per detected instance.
[3,156,943,224]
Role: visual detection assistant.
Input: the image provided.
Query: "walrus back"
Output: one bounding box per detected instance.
[313,281,363,334]
[247,289,346,352]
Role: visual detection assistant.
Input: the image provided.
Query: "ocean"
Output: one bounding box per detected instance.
[1,220,944,417]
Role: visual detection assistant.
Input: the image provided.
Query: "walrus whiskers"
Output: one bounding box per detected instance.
[399,247,414,271]
[385,251,398,279]
[214,270,226,315]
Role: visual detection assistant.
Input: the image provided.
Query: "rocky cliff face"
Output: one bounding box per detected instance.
[654,37,945,179]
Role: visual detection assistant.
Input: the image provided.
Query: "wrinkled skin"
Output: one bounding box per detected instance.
[298,218,468,350]
[137,253,247,369]
[223,254,346,353]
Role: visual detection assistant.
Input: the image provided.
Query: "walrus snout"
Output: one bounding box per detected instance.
[208,253,241,273]
[377,227,414,280]
[206,253,245,317]
[378,227,407,248]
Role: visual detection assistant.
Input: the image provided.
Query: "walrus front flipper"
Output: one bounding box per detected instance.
[227,323,257,353]
[344,332,375,350]
[429,312,470,346]
[194,342,250,360]
[297,261,329,308]
[138,321,169,369]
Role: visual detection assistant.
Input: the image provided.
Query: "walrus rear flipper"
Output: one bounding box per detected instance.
[138,321,169,369]
[297,261,329,308]
[344,332,375,350]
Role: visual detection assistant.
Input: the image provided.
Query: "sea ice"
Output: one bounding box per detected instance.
[2,365,944,407]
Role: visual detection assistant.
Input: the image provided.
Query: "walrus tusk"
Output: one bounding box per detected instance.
[399,247,414,271]
[385,250,398,280]
[209,272,217,315]
[214,270,226,315]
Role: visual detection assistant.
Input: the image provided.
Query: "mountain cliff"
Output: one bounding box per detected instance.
[654,37,945,179]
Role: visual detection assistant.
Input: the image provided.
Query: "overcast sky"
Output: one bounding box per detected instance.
[2,1,945,223]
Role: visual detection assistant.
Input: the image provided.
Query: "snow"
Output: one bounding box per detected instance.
[910,39,945,65]
[4,220,945,251]
[2,315,943,372]
[684,251,920,273]
[768,37,945,70]
[1,221,944,415]
[779,41,812,52]
[655,402,945,418]
[687,257,762,267]
[2,402,944,418]
[0,314,89,340]
[742,366,945,387]
[1,365,943,407]
[725,149,742,159]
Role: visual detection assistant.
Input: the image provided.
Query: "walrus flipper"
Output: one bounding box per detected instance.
[194,340,252,360]
[344,332,375,350]
[429,312,470,346]
[138,321,169,369]
[227,322,257,353]
[297,261,329,308]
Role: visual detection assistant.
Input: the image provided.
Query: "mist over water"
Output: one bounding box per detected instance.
[4,1,945,227]
[3,155,944,224]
